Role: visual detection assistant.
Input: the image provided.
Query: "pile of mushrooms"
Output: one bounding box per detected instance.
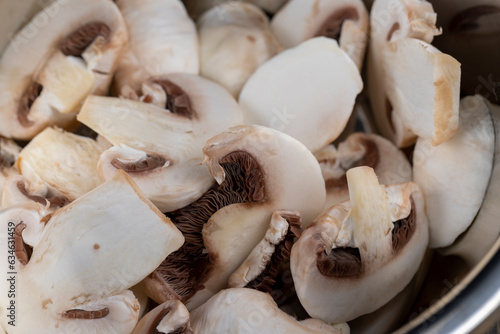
[1,0,499,333]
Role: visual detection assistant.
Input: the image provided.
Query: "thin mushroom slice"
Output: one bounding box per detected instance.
[0,170,184,333]
[239,37,363,153]
[16,127,103,203]
[113,0,198,97]
[142,125,325,310]
[0,0,128,140]
[0,138,21,204]
[190,288,350,334]
[316,132,412,210]
[131,300,192,334]
[78,73,244,212]
[291,166,429,323]
[413,95,496,249]
[271,0,369,69]
[198,1,282,98]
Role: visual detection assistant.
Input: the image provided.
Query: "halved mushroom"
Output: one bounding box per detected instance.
[367,0,461,148]
[316,132,412,209]
[291,166,428,323]
[142,125,326,310]
[198,1,282,98]
[189,288,350,333]
[78,73,244,212]
[0,138,21,204]
[131,300,192,334]
[271,0,369,69]
[0,171,184,333]
[413,95,496,249]
[113,0,199,97]
[0,0,128,140]
[16,127,103,203]
[182,0,289,18]
[239,37,363,153]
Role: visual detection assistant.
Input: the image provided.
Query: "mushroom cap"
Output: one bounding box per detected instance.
[131,300,192,334]
[271,0,369,69]
[239,37,363,153]
[414,95,496,249]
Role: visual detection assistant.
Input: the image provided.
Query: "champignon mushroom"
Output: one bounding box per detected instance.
[315,132,412,210]
[413,95,496,249]
[16,127,103,203]
[78,73,244,212]
[142,125,326,310]
[189,288,350,334]
[291,166,428,323]
[198,1,282,98]
[131,300,192,334]
[367,0,461,148]
[271,0,369,69]
[0,0,128,140]
[0,170,184,333]
[182,0,289,18]
[239,37,363,153]
[113,0,199,97]
[0,138,20,204]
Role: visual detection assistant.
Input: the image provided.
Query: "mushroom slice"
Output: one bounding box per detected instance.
[16,127,103,203]
[291,166,428,323]
[113,0,198,97]
[0,0,128,140]
[131,300,192,334]
[271,0,369,69]
[143,125,325,309]
[182,0,289,18]
[367,0,460,147]
[0,138,21,204]
[413,95,495,249]
[316,132,412,209]
[190,288,349,334]
[239,37,362,153]
[78,73,244,212]
[0,170,184,333]
[198,2,282,98]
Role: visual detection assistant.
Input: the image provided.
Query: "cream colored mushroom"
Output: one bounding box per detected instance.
[239,37,363,153]
[113,0,199,97]
[0,138,20,204]
[413,95,496,249]
[182,0,289,18]
[367,0,460,147]
[291,166,428,323]
[0,171,184,333]
[315,132,412,210]
[190,288,350,334]
[131,300,192,334]
[271,0,369,69]
[0,0,128,140]
[198,1,282,98]
[142,125,326,310]
[78,73,244,212]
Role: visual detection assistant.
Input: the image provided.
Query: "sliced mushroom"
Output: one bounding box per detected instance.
[189,288,350,334]
[0,170,184,333]
[1,175,53,212]
[316,132,412,209]
[291,166,428,323]
[198,1,282,98]
[413,95,496,249]
[239,37,363,153]
[113,0,199,97]
[142,125,326,310]
[367,0,461,148]
[0,138,21,204]
[131,300,192,334]
[78,73,244,212]
[0,0,128,140]
[271,0,369,69]
[182,0,289,18]
[16,127,103,203]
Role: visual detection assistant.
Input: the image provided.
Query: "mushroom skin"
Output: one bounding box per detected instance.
[113,0,199,97]
[291,166,428,323]
[239,37,363,153]
[131,300,193,334]
[271,0,369,69]
[189,288,350,334]
[0,171,184,333]
[198,2,282,98]
[78,73,244,212]
[0,0,128,140]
